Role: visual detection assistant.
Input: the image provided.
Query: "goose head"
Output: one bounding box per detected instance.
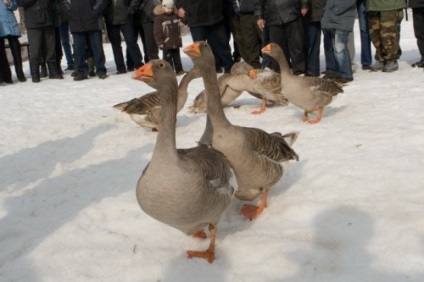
[132,60,176,90]
[183,41,214,69]
[261,43,280,57]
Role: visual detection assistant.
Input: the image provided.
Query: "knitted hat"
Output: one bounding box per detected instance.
[162,0,174,8]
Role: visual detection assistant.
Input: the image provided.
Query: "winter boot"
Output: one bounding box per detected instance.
[411,57,424,68]
[30,62,41,83]
[370,61,385,72]
[47,61,64,79]
[383,60,399,72]
[40,63,48,78]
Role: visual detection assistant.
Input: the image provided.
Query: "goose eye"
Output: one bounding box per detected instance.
[158,62,166,68]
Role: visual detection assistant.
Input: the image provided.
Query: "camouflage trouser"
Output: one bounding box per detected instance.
[367,9,403,62]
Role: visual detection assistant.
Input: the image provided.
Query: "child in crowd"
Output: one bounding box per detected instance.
[153,0,186,75]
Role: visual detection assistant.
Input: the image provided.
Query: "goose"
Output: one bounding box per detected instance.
[114,66,201,131]
[189,62,287,115]
[184,42,299,220]
[262,43,343,124]
[132,60,236,264]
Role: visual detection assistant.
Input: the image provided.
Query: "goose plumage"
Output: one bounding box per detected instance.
[114,66,200,130]
[184,42,299,220]
[262,43,343,124]
[133,60,236,264]
[189,62,287,114]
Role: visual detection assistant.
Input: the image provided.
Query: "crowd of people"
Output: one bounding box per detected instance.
[1,0,424,86]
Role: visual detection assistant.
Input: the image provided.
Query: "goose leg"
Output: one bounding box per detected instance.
[192,229,207,239]
[187,224,216,263]
[302,111,309,122]
[240,188,268,220]
[306,108,323,124]
[251,100,267,115]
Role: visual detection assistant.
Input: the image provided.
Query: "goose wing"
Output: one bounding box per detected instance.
[114,92,160,114]
[241,127,299,162]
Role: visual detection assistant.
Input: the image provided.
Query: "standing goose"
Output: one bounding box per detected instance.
[184,42,299,220]
[114,66,201,131]
[133,60,236,264]
[189,62,287,114]
[262,43,343,124]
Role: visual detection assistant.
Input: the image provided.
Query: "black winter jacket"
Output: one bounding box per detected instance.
[410,0,424,8]
[307,0,327,22]
[254,0,309,25]
[17,0,55,28]
[175,0,223,27]
[68,0,109,32]
[104,0,140,25]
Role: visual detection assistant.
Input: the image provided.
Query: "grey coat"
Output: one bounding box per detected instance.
[321,0,356,32]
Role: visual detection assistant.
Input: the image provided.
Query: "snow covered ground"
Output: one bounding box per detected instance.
[1,15,424,282]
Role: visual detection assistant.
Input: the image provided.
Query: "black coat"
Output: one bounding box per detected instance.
[410,0,424,8]
[68,0,109,32]
[17,0,55,29]
[104,0,140,25]
[175,0,223,28]
[254,0,309,25]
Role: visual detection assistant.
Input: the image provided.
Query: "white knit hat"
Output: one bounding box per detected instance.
[162,0,174,8]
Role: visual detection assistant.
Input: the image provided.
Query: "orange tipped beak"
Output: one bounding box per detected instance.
[248,69,257,79]
[261,44,271,54]
[183,42,201,58]
[132,63,154,82]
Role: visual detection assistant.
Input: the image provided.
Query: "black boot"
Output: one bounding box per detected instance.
[47,61,64,79]
[9,37,26,82]
[40,63,48,78]
[30,62,40,83]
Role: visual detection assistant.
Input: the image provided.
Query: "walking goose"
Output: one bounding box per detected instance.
[114,66,200,130]
[190,62,287,114]
[184,42,299,220]
[133,60,236,264]
[262,43,343,124]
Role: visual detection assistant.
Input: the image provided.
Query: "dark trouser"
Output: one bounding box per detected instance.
[357,0,372,66]
[238,13,262,69]
[4,35,25,79]
[128,21,158,68]
[72,30,106,76]
[190,21,234,73]
[413,8,424,58]
[268,16,306,74]
[27,26,56,67]
[54,26,63,68]
[163,48,183,72]
[60,21,74,66]
[306,21,322,77]
[106,22,143,72]
[0,37,12,82]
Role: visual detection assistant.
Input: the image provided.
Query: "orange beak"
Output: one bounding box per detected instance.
[183,42,201,58]
[261,44,271,54]
[132,63,154,82]
[248,69,257,79]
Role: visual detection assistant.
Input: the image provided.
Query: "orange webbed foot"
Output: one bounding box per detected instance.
[240,204,264,221]
[187,250,215,264]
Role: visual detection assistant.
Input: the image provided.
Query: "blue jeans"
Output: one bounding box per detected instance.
[357,0,372,66]
[59,21,74,67]
[72,30,107,76]
[323,29,353,79]
[190,21,234,73]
